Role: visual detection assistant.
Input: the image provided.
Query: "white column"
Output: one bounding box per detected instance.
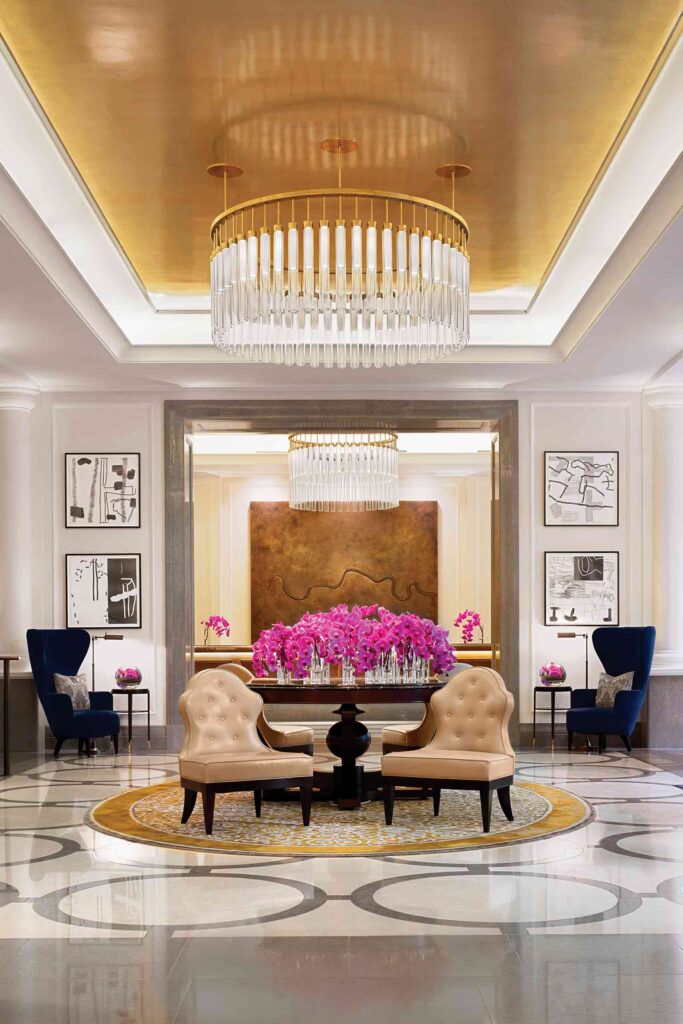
[647,390,683,670]
[0,388,37,659]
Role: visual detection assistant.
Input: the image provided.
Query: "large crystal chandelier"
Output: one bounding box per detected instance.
[288,431,399,511]
[209,140,470,368]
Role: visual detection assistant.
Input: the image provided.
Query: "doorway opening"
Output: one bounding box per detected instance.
[164,400,519,742]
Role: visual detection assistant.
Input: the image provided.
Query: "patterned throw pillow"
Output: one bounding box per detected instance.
[595,671,634,708]
[54,673,90,710]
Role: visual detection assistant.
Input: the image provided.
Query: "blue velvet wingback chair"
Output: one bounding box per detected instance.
[26,629,120,757]
[566,626,656,753]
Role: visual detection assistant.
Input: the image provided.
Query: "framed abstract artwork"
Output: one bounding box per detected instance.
[544,451,618,526]
[66,554,141,629]
[544,551,619,627]
[65,453,140,528]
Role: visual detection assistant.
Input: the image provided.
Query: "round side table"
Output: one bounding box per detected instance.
[533,685,572,749]
[111,687,151,753]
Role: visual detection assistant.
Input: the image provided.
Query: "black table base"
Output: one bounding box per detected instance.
[325,703,373,808]
[251,680,443,811]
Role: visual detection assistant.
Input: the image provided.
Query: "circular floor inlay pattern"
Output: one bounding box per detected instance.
[597,801,683,827]
[87,781,589,857]
[0,832,80,867]
[516,763,648,782]
[567,780,683,801]
[62,873,304,927]
[372,872,617,923]
[33,766,175,785]
[604,829,683,863]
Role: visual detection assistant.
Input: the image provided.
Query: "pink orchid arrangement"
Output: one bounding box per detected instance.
[252,604,456,678]
[201,615,231,646]
[454,609,484,644]
[539,661,566,684]
[356,608,456,675]
[114,666,142,688]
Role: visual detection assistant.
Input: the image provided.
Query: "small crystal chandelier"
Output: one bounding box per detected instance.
[208,140,470,368]
[288,430,399,511]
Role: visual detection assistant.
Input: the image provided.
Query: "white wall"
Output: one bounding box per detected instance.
[28,389,642,728]
[40,399,166,729]
[519,397,642,723]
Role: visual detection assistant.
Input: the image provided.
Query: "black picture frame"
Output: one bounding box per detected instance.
[544,550,619,627]
[65,452,141,528]
[544,451,619,527]
[65,553,142,629]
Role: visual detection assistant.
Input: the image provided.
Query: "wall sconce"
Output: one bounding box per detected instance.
[557,631,589,688]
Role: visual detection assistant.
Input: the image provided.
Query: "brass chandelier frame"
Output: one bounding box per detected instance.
[211,188,469,260]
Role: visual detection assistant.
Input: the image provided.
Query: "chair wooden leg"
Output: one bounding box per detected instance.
[567,731,573,752]
[479,785,492,833]
[77,739,85,757]
[300,784,312,827]
[497,786,514,822]
[621,734,632,753]
[432,787,441,817]
[254,788,262,818]
[54,738,64,758]
[202,787,216,835]
[598,734,606,753]
[181,787,197,824]
[112,733,119,755]
[383,783,395,826]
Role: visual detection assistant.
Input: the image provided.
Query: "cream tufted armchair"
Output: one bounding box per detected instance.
[216,662,314,755]
[381,663,472,754]
[381,667,515,832]
[178,669,313,833]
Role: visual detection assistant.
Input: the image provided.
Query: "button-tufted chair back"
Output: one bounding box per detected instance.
[216,662,254,684]
[179,669,265,761]
[430,667,514,755]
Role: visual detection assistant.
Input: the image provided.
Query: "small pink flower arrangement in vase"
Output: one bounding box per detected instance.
[454,610,484,644]
[539,661,566,686]
[201,615,231,646]
[115,667,142,689]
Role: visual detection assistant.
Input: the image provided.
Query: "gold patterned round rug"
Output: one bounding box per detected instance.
[88,781,590,856]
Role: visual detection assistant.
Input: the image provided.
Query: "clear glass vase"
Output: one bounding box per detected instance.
[341,657,356,686]
[276,663,291,685]
[401,655,415,686]
[307,650,330,685]
[416,657,430,684]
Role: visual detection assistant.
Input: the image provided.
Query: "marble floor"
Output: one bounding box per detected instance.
[2,746,683,1023]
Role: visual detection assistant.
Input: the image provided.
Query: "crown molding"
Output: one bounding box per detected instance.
[644,387,683,409]
[0,386,39,412]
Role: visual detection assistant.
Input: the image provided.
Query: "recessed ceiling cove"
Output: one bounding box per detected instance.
[0,0,679,307]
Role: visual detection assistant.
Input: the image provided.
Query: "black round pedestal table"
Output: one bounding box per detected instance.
[250,681,443,809]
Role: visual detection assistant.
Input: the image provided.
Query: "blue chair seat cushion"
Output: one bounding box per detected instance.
[567,707,627,733]
[71,709,121,739]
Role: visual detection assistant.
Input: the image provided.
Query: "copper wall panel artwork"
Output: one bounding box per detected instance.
[250,501,438,640]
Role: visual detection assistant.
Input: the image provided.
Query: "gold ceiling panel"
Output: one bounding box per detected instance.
[0,1,679,296]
